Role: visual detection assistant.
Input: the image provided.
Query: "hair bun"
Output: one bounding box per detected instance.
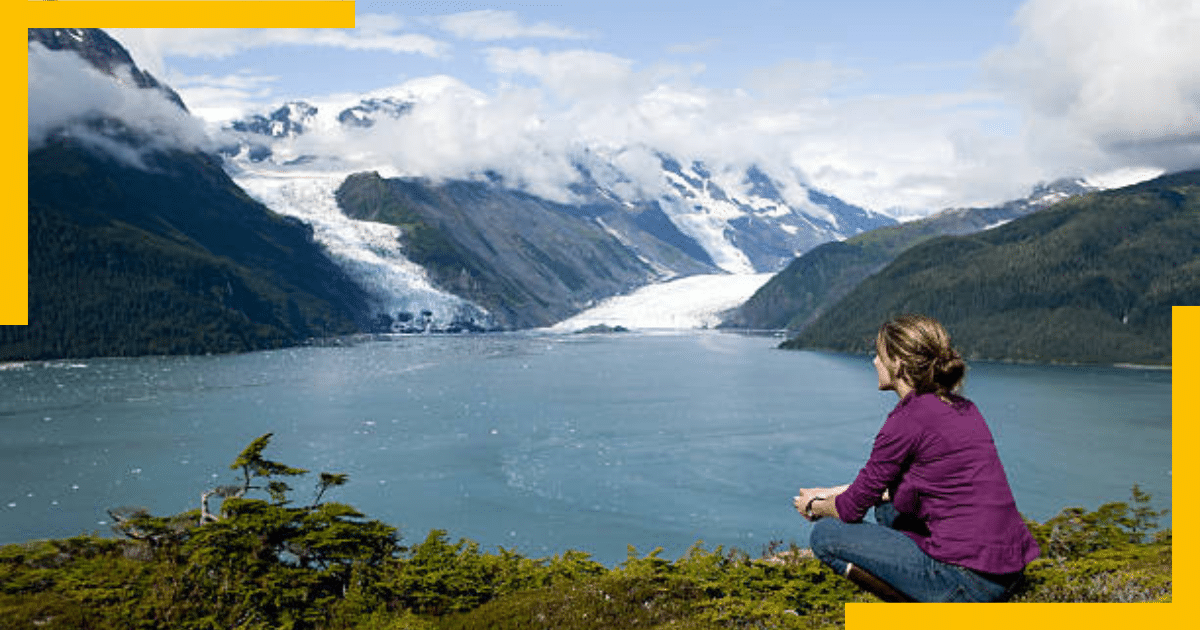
[932,350,965,391]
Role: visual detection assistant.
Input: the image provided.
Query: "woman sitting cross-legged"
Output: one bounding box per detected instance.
[795,314,1040,602]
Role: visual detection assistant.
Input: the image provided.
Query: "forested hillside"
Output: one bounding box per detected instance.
[721,179,1094,331]
[4,28,373,361]
[781,170,1200,364]
[1,138,371,361]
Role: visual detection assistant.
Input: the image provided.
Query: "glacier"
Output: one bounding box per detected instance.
[230,163,494,332]
[551,273,774,332]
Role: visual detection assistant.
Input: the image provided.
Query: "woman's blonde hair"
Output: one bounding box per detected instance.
[876,314,966,400]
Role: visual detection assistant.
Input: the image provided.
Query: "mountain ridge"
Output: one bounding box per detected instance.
[5,28,374,361]
[28,28,188,112]
[720,177,1098,331]
[219,95,898,276]
[778,169,1200,365]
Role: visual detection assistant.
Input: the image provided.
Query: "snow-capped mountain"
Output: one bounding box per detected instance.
[225,97,419,139]
[213,89,898,330]
[917,176,1099,234]
[29,28,189,112]
[337,97,415,128]
[221,94,895,267]
[229,101,317,138]
[218,96,417,165]
[646,157,894,273]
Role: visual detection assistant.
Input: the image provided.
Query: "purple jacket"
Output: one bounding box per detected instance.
[834,392,1041,574]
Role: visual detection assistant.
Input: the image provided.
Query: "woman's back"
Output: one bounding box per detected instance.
[880,393,1038,574]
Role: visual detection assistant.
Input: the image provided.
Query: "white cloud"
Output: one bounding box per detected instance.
[109,18,449,78]
[743,59,865,100]
[166,70,280,123]
[261,45,1030,215]
[433,10,589,42]
[667,38,721,56]
[376,84,579,200]
[28,43,213,167]
[485,47,638,101]
[265,76,581,204]
[769,92,1038,213]
[422,43,1039,213]
[985,0,1200,177]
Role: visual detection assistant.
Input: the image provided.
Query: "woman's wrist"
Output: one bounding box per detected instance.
[805,495,828,519]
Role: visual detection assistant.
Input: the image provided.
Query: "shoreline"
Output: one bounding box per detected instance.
[4,328,1177,370]
[783,345,1172,371]
[1113,362,1172,371]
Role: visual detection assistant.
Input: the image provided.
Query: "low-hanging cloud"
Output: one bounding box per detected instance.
[275,56,795,207]
[985,0,1200,177]
[29,43,213,168]
[258,49,1023,214]
[166,70,281,123]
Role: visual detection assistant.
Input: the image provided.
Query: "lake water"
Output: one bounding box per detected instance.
[0,332,1172,567]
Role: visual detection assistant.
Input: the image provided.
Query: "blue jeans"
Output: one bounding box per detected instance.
[809,503,1013,602]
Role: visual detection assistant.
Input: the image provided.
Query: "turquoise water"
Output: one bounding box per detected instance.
[0,332,1171,566]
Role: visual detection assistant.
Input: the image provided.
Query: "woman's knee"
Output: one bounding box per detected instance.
[809,518,842,555]
[808,519,849,574]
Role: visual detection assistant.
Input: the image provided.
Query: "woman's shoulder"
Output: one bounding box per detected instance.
[891,392,978,418]
[887,394,990,446]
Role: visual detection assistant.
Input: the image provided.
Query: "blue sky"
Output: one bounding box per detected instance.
[89,0,1200,214]
[141,0,1022,100]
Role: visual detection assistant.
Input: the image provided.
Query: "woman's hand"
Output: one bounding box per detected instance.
[794,488,829,521]
[794,485,849,521]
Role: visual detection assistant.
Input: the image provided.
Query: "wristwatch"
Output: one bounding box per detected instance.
[804,494,827,518]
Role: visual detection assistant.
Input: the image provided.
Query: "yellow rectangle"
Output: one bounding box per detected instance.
[1173,305,1191,602]
[24,1,355,29]
[5,25,28,325]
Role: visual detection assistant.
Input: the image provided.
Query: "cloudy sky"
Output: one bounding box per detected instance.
[90,0,1200,215]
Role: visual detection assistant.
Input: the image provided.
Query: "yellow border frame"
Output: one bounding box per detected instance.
[11,4,1187,629]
